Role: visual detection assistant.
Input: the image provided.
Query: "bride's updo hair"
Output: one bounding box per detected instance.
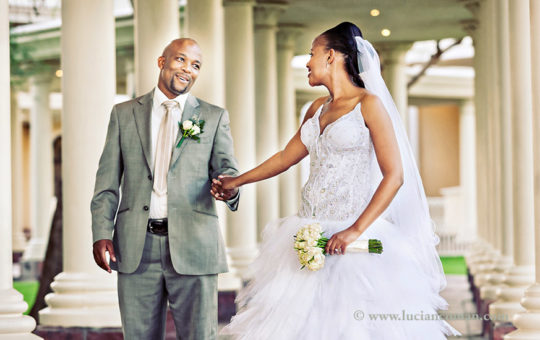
[319,22,365,88]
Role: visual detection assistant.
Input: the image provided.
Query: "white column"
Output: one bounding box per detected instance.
[185,0,240,290]
[277,25,301,217]
[223,0,259,279]
[505,1,540,337]
[375,42,412,126]
[134,0,179,96]
[0,0,41,337]
[253,3,284,239]
[475,0,504,290]
[459,99,477,243]
[11,91,27,252]
[39,0,121,327]
[461,12,491,272]
[185,0,225,106]
[23,74,54,262]
[490,0,536,322]
[481,0,515,301]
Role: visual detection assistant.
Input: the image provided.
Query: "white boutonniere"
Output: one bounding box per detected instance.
[176,117,205,148]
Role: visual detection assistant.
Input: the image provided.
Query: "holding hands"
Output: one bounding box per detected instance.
[211,174,239,201]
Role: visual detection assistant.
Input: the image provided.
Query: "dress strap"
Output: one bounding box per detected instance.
[354,102,368,128]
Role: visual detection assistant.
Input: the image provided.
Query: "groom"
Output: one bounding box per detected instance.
[91,38,240,339]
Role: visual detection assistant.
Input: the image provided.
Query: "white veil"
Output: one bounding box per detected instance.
[355,36,447,294]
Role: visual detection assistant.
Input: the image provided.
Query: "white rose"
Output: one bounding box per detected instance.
[299,251,311,263]
[307,252,325,271]
[294,241,306,250]
[307,260,324,271]
[191,125,201,135]
[182,120,193,130]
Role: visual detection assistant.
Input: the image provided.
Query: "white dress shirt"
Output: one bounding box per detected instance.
[149,87,189,219]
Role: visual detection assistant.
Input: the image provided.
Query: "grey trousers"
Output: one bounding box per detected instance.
[117,232,218,340]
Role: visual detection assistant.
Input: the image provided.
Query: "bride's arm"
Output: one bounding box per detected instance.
[211,96,328,198]
[326,93,403,255]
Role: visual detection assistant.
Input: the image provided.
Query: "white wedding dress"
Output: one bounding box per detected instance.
[220,102,460,339]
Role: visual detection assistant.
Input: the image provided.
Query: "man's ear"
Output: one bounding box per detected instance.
[157,56,165,69]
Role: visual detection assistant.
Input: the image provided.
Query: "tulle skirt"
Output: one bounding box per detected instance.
[220,214,461,339]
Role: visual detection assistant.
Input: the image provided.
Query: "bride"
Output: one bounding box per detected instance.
[212,22,460,339]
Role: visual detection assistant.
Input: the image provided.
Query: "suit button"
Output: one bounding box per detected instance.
[143,205,149,211]
[148,175,152,180]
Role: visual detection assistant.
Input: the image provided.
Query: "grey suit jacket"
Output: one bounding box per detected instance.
[91,90,239,275]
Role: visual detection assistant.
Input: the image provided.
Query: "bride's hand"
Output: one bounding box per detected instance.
[325,227,363,255]
[210,174,239,201]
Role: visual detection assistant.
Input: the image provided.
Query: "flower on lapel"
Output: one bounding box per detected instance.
[176,117,205,148]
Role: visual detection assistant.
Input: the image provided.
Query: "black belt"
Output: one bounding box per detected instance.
[147,218,168,236]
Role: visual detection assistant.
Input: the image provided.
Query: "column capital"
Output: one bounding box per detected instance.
[277,24,303,50]
[254,1,287,29]
[373,41,413,64]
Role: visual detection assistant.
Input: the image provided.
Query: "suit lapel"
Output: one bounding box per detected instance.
[132,90,154,174]
[170,94,200,169]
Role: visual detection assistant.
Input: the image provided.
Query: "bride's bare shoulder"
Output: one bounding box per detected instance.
[301,96,330,124]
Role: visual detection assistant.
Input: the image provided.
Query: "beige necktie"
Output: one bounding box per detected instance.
[153,100,178,196]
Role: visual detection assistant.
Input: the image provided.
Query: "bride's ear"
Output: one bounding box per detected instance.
[327,49,336,65]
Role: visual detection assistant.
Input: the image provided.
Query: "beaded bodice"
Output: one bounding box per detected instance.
[299,102,374,221]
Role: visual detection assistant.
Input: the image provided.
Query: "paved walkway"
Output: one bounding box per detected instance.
[442,274,487,339]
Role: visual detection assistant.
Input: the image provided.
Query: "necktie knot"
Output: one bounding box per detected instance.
[162,100,178,111]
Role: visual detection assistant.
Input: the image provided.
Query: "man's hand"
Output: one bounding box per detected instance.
[210,174,239,201]
[92,239,116,273]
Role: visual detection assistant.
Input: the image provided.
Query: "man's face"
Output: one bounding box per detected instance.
[157,40,202,98]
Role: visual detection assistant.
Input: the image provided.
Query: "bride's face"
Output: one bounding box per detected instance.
[306,38,329,87]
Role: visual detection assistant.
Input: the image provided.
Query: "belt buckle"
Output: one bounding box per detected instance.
[148,219,167,236]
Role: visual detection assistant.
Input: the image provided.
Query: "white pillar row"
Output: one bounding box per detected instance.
[134,0,180,96]
[505,1,540,337]
[490,0,536,322]
[39,0,121,327]
[185,0,241,291]
[11,90,27,253]
[0,0,41,337]
[481,0,515,302]
[375,41,413,128]
[458,99,477,244]
[23,74,54,263]
[277,24,302,217]
[223,0,259,280]
[253,2,285,240]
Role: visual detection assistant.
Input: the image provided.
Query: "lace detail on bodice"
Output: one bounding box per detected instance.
[299,102,374,221]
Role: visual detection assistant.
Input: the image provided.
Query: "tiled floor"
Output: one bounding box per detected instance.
[217,274,487,339]
[441,274,487,339]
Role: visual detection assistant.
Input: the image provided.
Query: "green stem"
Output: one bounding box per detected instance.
[176,136,186,148]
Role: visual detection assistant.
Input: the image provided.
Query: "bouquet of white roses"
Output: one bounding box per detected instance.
[293,223,383,271]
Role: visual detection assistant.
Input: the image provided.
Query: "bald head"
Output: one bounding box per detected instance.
[157,38,202,98]
[161,38,201,58]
